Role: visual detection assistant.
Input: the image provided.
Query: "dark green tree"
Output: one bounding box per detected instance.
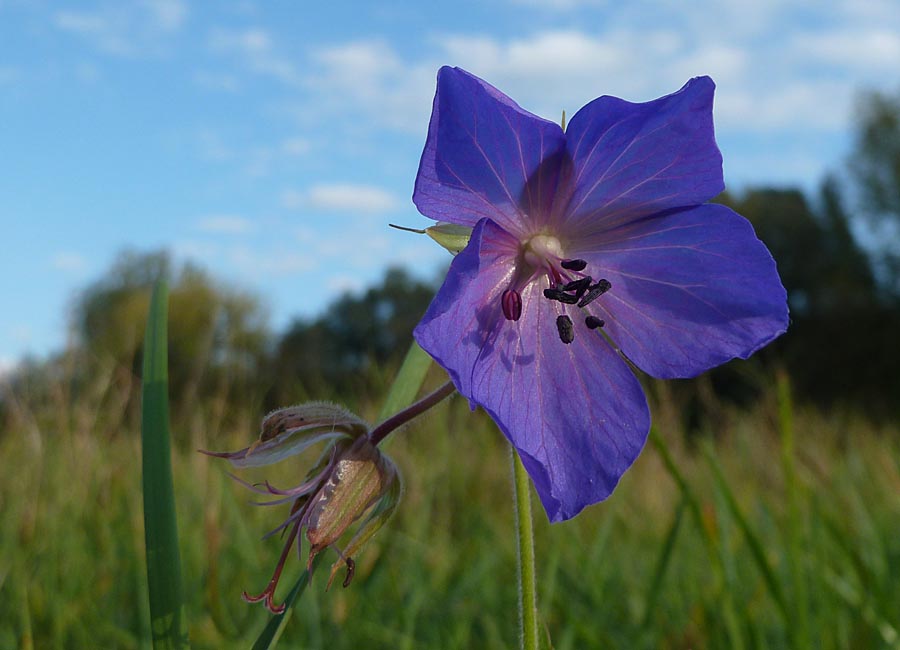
[713,182,898,416]
[849,86,900,296]
[73,250,271,432]
[269,267,436,405]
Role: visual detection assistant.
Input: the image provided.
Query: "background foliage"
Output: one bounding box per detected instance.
[1,88,900,648]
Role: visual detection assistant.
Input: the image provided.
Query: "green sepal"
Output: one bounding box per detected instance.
[325,459,402,589]
[204,402,364,468]
[426,222,472,255]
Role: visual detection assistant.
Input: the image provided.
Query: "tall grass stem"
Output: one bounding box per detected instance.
[511,448,539,650]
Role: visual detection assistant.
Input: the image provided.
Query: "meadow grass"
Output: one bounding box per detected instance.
[1,368,899,649]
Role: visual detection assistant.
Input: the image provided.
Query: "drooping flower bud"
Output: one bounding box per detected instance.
[203,401,368,468]
[304,436,401,588]
[201,402,401,613]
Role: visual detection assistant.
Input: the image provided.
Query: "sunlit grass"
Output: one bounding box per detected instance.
[1,365,899,649]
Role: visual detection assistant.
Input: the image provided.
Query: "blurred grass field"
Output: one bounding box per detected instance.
[1,364,899,650]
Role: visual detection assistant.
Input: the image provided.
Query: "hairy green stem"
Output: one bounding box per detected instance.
[511,448,539,650]
[368,380,456,446]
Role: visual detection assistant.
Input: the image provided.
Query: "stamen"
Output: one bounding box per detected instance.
[342,557,356,588]
[577,279,612,308]
[560,258,588,271]
[561,277,592,296]
[502,288,522,321]
[543,287,579,304]
[585,316,605,330]
[556,315,574,344]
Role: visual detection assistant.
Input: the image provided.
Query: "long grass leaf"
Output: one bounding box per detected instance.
[377,340,433,420]
[777,371,810,648]
[251,555,322,650]
[651,429,744,649]
[703,443,790,624]
[823,568,900,649]
[640,496,685,629]
[141,281,189,649]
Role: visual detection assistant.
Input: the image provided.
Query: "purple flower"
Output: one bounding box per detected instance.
[412,67,788,522]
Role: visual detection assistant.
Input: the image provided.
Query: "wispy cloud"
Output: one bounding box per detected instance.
[306,39,435,131]
[193,70,240,92]
[173,239,316,278]
[280,137,310,156]
[791,29,900,71]
[282,183,401,214]
[208,26,299,84]
[507,0,605,9]
[0,355,17,379]
[0,66,20,85]
[51,252,88,273]
[195,215,256,234]
[53,0,188,56]
[288,0,898,146]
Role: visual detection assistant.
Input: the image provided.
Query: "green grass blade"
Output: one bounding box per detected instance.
[777,371,810,649]
[640,496,686,629]
[141,281,188,649]
[703,443,790,624]
[251,555,323,650]
[649,428,711,555]
[377,340,433,420]
[651,429,744,649]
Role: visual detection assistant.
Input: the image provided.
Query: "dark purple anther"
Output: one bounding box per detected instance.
[544,287,579,304]
[560,259,588,272]
[502,288,523,321]
[562,277,592,296]
[585,316,605,330]
[577,279,612,308]
[556,315,574,344]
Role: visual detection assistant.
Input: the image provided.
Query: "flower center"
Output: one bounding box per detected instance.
[523,234,563,269]
[499,235,613,345]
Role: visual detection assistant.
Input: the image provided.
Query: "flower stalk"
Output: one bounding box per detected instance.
[512,448,539,650]
[368,380,456,446]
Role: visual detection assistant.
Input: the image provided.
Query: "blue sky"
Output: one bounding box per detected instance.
[1,0,898,372]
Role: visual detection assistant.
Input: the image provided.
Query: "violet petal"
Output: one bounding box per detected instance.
[413,66,567,236]
[563,76,724,234]
[577,203,789,378]
[415,218,650,521]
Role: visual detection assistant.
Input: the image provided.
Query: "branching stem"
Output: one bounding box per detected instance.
[368,380,456,446]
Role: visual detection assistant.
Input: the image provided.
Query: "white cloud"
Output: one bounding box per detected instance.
[306,39,435,131]
[143,0,187,32]
[193,70,240,92]
[173,240,315,279]
[228,246,315,276]
[196,129,233,162]
[195,215,255,234]
[53,1,187,56]
[11,325,32,345]
[716,80,852,131]
[280,189,305,210]
[51,252,88,273]
[0,66,19,85]
[791,29,900,71]
[508,0,605,8]
[208,27,299,84]
[0,356,16,379]
[285,183,401,214]
[281,137,310,156]
[326,274,364,295]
